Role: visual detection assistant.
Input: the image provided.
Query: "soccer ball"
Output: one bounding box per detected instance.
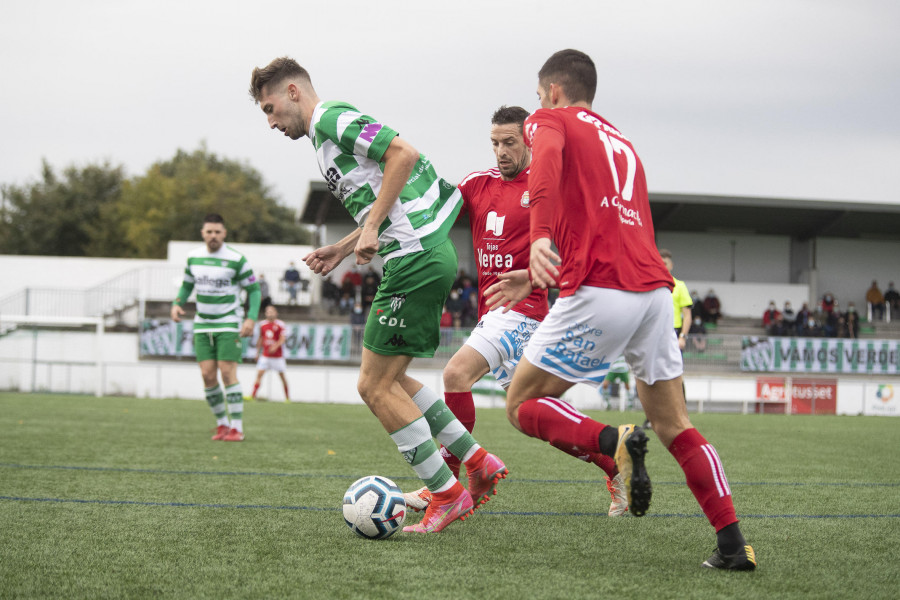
[342,475,406,539]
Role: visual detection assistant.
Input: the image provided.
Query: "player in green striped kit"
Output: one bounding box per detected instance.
[250,57,508,533]
[170,213,261,442]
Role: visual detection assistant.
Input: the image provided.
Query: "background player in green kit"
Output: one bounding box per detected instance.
[170,213,261,442]
[249,57,507,533]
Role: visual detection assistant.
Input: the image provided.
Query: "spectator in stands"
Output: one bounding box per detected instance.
[702,289,721,324]
[445,289,465,328]
[258,274,272,312]
[350,300,366,326]
[838,305,860,339]
[795,302,811,335]
[866,280,885,321]
[884,282,900,317]
[690,290,707,322]
[823,302,841,337]
[283,262,301,305]
[799,314,822,337]
[338,290,354,316]
[781,301,796,329]
[440,305,453,328]
[820,292,836,315]
[457,275,478,327]
[322,275,340,314]
[341,266,363,292]
[360,269,380,315]
[762,301,781,329]
[687,317,708,352]
[767,314,791,337]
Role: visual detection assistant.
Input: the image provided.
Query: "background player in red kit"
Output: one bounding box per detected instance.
[251,305,290,402]
[406,106,628,517]
[487,49,756,570]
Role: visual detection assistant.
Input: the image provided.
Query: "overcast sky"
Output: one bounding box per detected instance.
[2,0,898,214]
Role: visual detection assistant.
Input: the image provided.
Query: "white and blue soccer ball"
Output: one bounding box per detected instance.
[342,475,406,539]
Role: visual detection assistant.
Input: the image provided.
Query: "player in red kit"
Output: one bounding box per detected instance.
[251,305,290,402]
[486,50,756,570]
[405,105,627,517]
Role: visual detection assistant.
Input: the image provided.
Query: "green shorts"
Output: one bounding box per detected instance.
[604,371,630,385]
[194,331,243,363]
[363,239,457,357]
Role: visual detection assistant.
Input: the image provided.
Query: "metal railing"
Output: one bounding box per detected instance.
[0,264,319,327]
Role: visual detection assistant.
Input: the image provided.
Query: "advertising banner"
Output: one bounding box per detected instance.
[742,337,900,374]
[140,320,351,361]
[754,376,837,414]
[865,384,898,416]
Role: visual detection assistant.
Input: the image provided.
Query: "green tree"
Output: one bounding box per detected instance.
[0,160,126,256]
[117,144,310,257]
[0,145,311,258]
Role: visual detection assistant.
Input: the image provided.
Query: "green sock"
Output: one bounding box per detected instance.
[225,383,243,431]
[411,387,480,462]
[205,385,229,426]
[390,417,455,493]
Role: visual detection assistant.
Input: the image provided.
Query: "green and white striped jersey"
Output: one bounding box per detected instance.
[609,355,630,374]
[310,101,462,262]
[180,245,258,333]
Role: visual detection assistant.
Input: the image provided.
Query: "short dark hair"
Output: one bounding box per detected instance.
[203,213,225,226]
[659,248,673,260]
[538,49,597,104]
[491,105,530,129]
[249,57,311,103]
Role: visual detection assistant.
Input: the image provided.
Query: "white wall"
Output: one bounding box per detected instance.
[656,232,791,283]
[3,330,898,416]
[1,256,166,299]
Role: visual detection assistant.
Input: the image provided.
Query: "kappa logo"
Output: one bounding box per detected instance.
[386,334,408,347]
[390,293,407,313]
[485,211,505,236]
[520,191,530,208]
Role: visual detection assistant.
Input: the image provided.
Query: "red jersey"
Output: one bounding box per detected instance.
[259,319,287,358]
[524,106,672,297]
[458,168,549,321]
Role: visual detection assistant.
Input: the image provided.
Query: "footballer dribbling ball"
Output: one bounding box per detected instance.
[342,475,406,539]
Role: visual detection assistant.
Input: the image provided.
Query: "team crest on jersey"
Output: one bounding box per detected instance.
[390,293,407,313]
[520,191,530,208]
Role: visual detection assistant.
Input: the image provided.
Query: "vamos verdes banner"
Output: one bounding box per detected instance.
[140,319,351,361]
[741,337,900,374]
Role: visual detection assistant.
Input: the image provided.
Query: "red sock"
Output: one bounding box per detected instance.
[442,392,476,478]
[463,447,487,471]
[432,480,466,501]
[445,392,476,431]
[549,443,618,479]
[517,397,605,455]
[252,382,260,398]
[592,453,619,479]
[668,428,738,531]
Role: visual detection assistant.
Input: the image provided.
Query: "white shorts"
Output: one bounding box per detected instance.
[256,355,287,373]
[465,310,542,388]
[523,286,683,388]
